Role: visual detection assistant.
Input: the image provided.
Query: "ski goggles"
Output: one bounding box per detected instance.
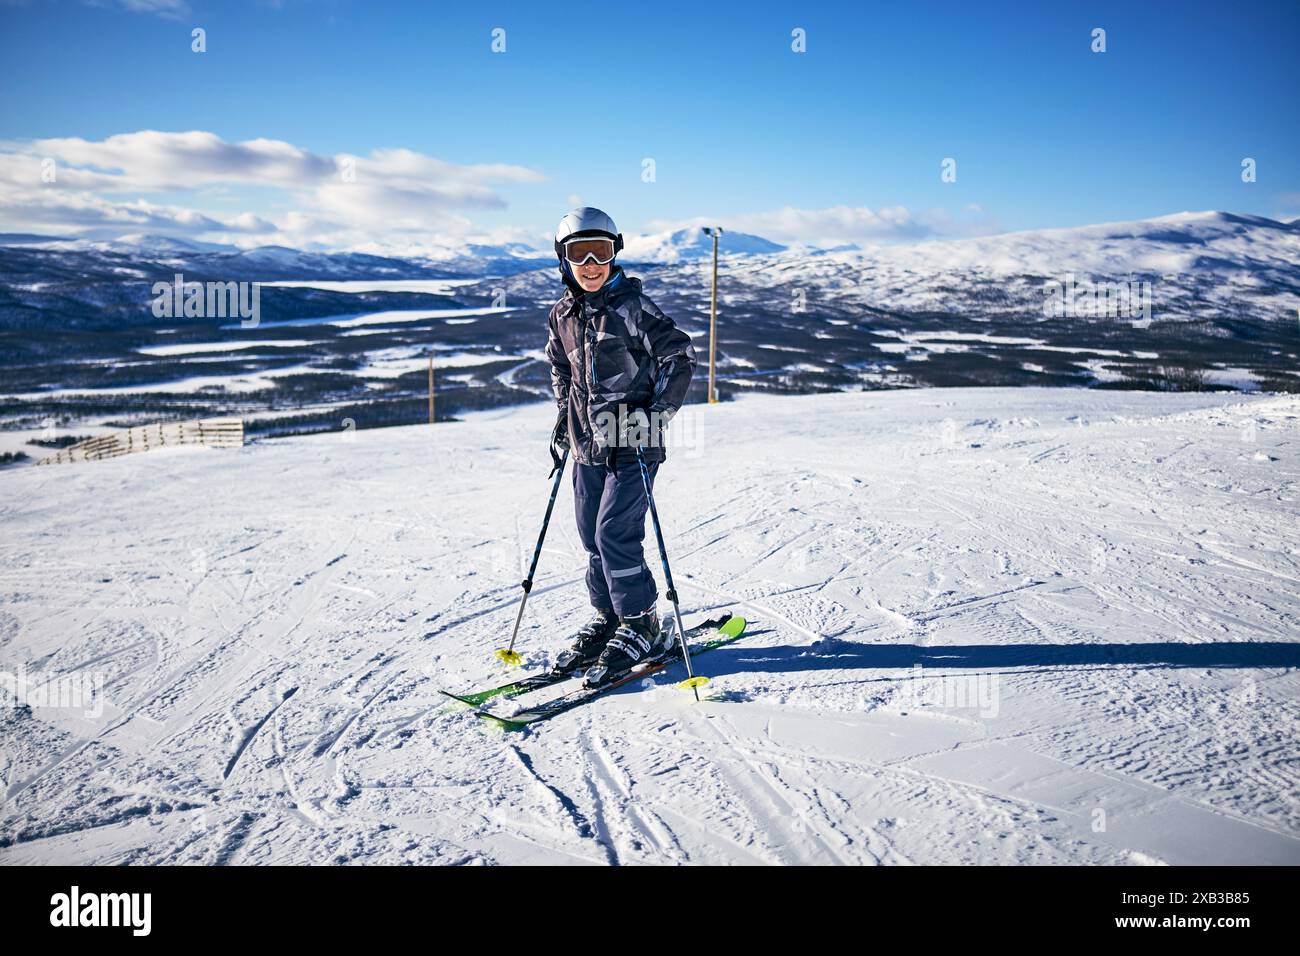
[562,236,618,265]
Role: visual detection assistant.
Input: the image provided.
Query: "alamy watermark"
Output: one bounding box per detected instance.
[1042,273,1151,321]
[588,403,703,459]
[1,665,104,719]
[50,886,151,936]
[901,664,1000,718]
[151,273,261,328]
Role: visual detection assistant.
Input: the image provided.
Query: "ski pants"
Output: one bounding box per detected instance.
[574,455,659,618]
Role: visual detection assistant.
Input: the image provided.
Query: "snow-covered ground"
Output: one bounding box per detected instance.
[1,387,1298,865]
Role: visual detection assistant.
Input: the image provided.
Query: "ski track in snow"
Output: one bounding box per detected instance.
[1,387,1298,865]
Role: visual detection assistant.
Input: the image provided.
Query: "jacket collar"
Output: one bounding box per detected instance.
[561,266,636,315]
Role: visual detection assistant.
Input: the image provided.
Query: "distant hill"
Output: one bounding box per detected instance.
[621,227,786,263]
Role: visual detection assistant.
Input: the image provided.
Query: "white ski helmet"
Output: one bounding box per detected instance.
[553,206,623,262]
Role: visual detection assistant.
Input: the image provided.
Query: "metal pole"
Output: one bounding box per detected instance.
[428,357,435,424]
[708,230,719,403]
[634,447,701,700]
[497,449,569,663]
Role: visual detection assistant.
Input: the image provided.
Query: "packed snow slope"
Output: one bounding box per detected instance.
[1,387,1298,865]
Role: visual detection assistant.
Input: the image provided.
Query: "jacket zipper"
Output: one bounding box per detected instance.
[578,304,597,453]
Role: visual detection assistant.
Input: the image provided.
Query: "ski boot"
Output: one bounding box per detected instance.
[552,607,618,674]
[583,608,669,688]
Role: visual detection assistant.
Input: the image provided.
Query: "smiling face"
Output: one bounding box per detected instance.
[573,259,611,292]
[563,235,616,292]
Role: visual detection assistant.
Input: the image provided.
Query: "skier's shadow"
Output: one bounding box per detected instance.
[696,633,1300,683]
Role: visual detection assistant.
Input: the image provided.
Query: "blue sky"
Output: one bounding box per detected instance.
[1,0,1297,249]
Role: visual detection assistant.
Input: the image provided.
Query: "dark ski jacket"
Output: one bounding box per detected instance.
[546,267,696,465]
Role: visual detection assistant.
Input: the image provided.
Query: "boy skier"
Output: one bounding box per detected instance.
[545,207,697,688]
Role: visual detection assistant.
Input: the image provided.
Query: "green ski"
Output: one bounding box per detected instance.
[440,613,737,708]
[475,615,747,730]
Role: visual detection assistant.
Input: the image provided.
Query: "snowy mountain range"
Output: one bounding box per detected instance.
[6,210,1296,290]
[1,210,1296,459]
[475,210,1299,396]
[0,225,788,274]
[620,227,787,263]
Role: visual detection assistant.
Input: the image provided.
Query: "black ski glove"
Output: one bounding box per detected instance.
[549,410,568,477]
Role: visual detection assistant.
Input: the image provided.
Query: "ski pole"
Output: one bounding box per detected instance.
[634,446,706,701]
[496,448,569,666]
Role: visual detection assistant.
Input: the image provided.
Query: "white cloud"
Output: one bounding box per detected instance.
[85,0,192,19]
[0,129,547,248]
[0,186,275,235]
[0,132,1005,252]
